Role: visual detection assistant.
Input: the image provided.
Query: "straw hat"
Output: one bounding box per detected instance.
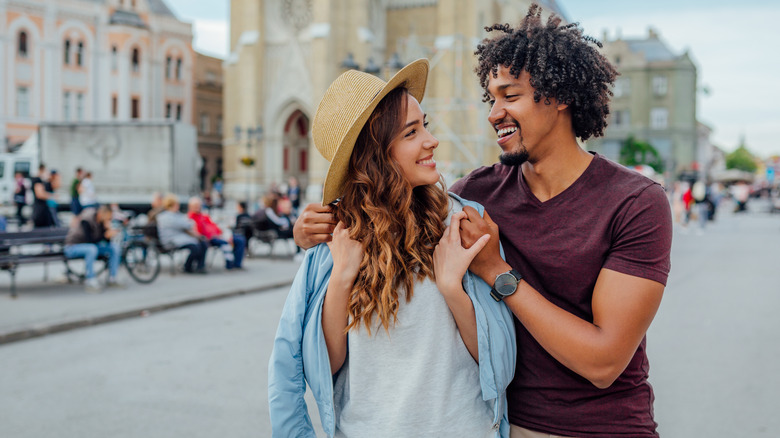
[312,59,429,205]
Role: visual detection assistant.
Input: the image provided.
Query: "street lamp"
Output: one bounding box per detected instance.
[235,124,263,203]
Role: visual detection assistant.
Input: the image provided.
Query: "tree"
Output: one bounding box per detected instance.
[725,145,757,173]
[619,136,664,173]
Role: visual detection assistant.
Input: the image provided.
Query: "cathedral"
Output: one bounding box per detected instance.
[223,0,567,203]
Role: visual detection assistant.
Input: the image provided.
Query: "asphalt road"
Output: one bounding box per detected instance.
[1,200,778,437]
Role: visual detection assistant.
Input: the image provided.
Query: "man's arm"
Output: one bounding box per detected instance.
[460,205,667,389]
[292,203,338,249]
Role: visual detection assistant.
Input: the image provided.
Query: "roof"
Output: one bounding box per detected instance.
[625,38,677,62]
[147,0,176,18]
[109,9,148,28]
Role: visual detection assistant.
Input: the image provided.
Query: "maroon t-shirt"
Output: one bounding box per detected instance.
[450,153,672,437]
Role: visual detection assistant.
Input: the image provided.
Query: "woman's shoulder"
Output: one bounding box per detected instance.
[446,192,485,219]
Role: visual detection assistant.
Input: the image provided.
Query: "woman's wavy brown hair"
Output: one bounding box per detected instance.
[334,86,449,335]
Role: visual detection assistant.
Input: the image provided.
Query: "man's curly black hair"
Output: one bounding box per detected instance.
[475,3,618,141]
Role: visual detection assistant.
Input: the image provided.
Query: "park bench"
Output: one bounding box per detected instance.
[0,228,115,298]
[1,228,70,298]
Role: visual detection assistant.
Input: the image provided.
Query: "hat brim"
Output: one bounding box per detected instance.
[321,59,429,205]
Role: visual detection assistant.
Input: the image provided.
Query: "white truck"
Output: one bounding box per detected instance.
[26,121,200,211]
[0,153,38,207]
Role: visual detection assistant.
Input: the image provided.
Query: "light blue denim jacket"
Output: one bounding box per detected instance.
[268,193,516,437]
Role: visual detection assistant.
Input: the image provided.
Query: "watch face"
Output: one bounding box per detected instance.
[495,272,518,295]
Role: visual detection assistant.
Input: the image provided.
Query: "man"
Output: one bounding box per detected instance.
[13,171,27,226]
[293,5,672,437]
[70,167,84,215]
[78,171,97,210]
[186,197,245,270]
[64,205,123,293]
[45,170,62,227]
[30,163,55,228]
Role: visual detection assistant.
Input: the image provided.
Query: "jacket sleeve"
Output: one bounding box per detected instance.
[448,192,517,398]
[268,249,321,438]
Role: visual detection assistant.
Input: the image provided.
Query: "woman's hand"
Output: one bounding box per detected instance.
[433,211,489,362]
[434,211,490,296]
[327,221,363,288]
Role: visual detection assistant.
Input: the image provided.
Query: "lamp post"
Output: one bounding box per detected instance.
[235,124,263,205]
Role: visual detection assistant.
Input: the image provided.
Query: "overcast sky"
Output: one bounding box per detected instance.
[164,0,780,158]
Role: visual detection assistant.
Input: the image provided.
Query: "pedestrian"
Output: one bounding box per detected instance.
[64,205,123,293]
[187,196,245,270]
[294,5,673,437]
[78,171,97,210]
[234,201,253,244]
[269,60,516,437]
[30,164,56,228]
[13,171,27,226]
[155,194,207,274]
[286,175,301,214]
[692,180,708,233]
[45,169,62,227]
[70,167,84,215]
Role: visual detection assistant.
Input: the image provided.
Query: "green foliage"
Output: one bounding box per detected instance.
[725,146,757,173]
[619,136,664,173]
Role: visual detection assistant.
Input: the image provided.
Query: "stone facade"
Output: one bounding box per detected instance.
[589,28,698,177]
[194,51,223,193]
[223,0,567,203]
[1,0,193,151]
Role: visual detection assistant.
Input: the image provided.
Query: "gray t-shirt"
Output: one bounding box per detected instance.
[155,210,198,249]
[333,277,493,438]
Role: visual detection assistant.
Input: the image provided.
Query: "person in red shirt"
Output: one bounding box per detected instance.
[187,197,245,270]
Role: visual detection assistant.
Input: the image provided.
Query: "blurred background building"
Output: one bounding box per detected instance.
[194,51,223,193]
[222,0,568,202]
[589,27,705,180]
[1,0,196,150]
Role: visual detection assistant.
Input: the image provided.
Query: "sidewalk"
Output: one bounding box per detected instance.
[0,253,302,344]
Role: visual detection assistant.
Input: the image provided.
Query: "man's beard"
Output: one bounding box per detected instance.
[499,149,529,166]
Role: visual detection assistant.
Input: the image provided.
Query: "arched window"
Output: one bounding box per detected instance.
[64,39,71,65]
[76,41,84,67]
[175,58,182,80]
[165,56,172,79]
[18,31,28,58]
[131,47,140,72]
[111,46,118,71]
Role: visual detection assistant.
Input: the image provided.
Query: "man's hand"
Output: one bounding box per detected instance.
[459,206,509,284]
[293,203,337,249]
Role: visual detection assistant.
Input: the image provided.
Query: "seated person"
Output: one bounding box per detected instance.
[187,197,245,270]
[262,194,295,239]
[234,201,254,243]
[64,205,122,292]
[261,194,301,255]
[156,194,208,274]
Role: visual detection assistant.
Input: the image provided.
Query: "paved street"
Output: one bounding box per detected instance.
[0,199,778,437]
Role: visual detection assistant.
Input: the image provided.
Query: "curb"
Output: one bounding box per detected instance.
[0,279,294,345]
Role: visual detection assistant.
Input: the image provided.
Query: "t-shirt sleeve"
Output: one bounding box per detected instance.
[604,183,672,286]
[449,173,473,198]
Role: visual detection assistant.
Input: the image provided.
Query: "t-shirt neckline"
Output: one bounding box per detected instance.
[519,152,599,207]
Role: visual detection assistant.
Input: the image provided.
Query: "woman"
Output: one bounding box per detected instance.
[268,60,516,437]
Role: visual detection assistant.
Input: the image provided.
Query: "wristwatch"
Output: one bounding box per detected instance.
[490,269,522,302]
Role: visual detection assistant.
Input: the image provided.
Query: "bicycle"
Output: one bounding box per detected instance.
[64,214,161,284]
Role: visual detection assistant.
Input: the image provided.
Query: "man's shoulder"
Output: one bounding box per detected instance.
[450,163,507,196]
[591,154,663,199]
